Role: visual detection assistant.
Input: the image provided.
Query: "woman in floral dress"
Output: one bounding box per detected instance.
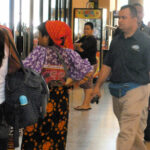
[21,21,93,150]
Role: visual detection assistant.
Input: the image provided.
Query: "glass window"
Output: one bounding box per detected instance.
[117,0,128,10]
[144,0,150,25]
[43,0,49,22]
[0,0,9,27]
[14,0,20,33]
[58,0,65,21]
[14,0,30,33]
[61,0,65,21]
[58,0,61,20]
[66,0,70,24]
[33,0,40,33]
[51,0,56,20]
[22,0,30,27]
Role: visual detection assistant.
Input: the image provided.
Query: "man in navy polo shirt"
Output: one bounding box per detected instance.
[133,3,150,142]
[93,5,150,150]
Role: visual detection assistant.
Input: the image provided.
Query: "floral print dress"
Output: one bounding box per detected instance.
[21,45,92,150]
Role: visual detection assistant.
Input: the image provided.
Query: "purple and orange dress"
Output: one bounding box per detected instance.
[21,45,92,150]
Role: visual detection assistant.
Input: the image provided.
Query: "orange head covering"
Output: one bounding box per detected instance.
[45,21,74,49]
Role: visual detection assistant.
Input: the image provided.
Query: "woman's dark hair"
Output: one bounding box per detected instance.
[85,22,94,29]
[38,22,54,46]
[0,30,5,67]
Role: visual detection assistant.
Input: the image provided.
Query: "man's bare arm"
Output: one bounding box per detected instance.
[92,64,111,97]
[96,64,111,88]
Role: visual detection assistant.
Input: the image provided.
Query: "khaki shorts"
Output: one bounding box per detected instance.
[80,64,97,89]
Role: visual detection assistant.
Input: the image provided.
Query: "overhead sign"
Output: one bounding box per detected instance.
[75,9,102,19]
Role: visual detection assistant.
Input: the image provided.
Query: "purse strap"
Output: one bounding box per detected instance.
[54,47,69,78]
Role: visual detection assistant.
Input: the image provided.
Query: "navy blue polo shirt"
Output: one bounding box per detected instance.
[104,29,150,84]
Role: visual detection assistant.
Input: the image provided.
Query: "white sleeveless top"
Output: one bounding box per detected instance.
[0,43,9,104]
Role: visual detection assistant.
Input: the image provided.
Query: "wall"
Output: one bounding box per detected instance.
[99,0,110,24]
[71,0,88,31]
[110,0,116,11]
[72,0,89,8]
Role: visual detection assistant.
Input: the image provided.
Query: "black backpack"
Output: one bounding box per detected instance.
[2,28,49,148]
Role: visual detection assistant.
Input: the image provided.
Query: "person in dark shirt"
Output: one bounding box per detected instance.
[74,22,97,110]
[133,3,150,142]
[133,3,150,35]
[93,5,150,150]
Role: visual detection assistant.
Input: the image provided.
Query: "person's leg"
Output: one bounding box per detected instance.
[113,85,148,150]
[74,82,93,110]
[131,98,148,150]
[144,83,150,141]
[144,102,150,141]
[81,88,93,108]
[22,87,69,150]
[112,96,121,122]
[0,138,8,150]
[55,87,69,150]
[74,88,93,110]
[75,64,97,110]
[0,104,8,150]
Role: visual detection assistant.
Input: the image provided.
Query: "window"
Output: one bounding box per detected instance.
[43,0,49,22]
[14,0,20,33]
[33,0,40,33]
[14,0,30,33]
[117,0,128,10]
[22,0,30,27]
[51,0,56,20]
[66,0,70,24]
[60,0,65,21]
[144,0,150,25]
[0,0,9,27]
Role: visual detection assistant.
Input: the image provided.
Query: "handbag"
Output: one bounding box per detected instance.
[2,28,49,147]
[109,82,141,98]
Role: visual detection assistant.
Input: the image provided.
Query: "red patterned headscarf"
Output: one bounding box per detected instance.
[45,21,74,50]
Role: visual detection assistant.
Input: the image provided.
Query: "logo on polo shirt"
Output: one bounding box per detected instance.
[131,45,140,52]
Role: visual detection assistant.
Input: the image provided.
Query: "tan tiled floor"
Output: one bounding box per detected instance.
[66,83,119,150]
[15,83,150,150]
[66,83,150,150]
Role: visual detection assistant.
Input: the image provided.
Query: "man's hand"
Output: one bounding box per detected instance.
[74,43,84,52]
[74,43,79,49]
[74,43,80,49]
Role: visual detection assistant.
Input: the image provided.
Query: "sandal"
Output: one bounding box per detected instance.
[74,106,92,111]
